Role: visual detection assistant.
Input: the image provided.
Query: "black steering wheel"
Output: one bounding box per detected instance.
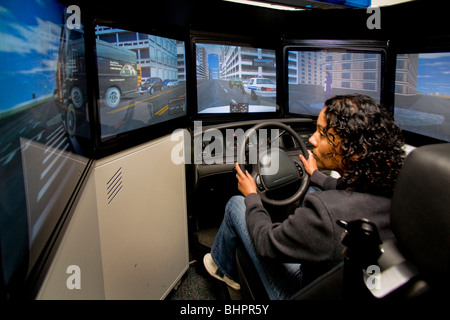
[238,122,310,206]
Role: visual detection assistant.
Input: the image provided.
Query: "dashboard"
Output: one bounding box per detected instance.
[193,118,315,178]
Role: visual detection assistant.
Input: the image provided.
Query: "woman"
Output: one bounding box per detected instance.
[203,94,406,299]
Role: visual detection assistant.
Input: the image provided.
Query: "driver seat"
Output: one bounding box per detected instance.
[236,143,450,300]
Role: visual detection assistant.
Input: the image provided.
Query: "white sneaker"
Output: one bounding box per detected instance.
[203,253,241,291]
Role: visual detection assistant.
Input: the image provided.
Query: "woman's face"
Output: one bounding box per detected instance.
[309,107,343,173]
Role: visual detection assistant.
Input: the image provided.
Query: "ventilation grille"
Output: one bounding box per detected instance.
[107,167,123,204]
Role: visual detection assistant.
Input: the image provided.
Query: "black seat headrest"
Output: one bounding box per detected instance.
[390,143,450,286]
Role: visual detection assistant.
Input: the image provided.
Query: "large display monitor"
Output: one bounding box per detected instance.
[195,42,277,114]
[287,48,383,117]
[94,26,187,139]
[0,0,90,295]
[394,52,450,142]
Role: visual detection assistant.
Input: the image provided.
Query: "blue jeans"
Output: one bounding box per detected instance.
[210,195,303,300]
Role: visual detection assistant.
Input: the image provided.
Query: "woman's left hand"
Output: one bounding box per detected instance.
[299,150,318,176]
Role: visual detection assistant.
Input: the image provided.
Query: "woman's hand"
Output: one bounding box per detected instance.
[299,150,318,176]
[235,162,257,197]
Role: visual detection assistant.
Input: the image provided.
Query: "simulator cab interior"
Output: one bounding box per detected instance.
[0,0,449,302]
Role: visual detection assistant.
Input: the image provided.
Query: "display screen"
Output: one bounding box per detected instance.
[0,0,90,290]
[288,49,382,116]
[196,43,277,114]
[95,26,187,138]
[394,53,450,142]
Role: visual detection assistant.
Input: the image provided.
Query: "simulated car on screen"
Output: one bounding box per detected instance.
[243,77,276,100]
[139,77,164,95]
[228,77,243,88]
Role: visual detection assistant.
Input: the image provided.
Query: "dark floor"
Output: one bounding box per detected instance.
[166,258,223,300]
[165,247,241,300]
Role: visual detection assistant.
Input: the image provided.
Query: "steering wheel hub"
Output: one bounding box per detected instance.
[259,148,299,189]
[238,122,310,206]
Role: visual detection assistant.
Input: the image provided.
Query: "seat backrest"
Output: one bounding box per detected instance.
[390,143,450,289]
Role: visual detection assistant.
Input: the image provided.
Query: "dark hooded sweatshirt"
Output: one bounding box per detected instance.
[244,170,393,286]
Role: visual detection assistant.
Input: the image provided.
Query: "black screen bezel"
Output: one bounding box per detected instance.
[282,39,390,121]
[84,18,190,158]
[190,31,284,125]
[390,37,450,146]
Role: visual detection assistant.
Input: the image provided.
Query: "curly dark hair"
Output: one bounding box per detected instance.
[323,94,406,197]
